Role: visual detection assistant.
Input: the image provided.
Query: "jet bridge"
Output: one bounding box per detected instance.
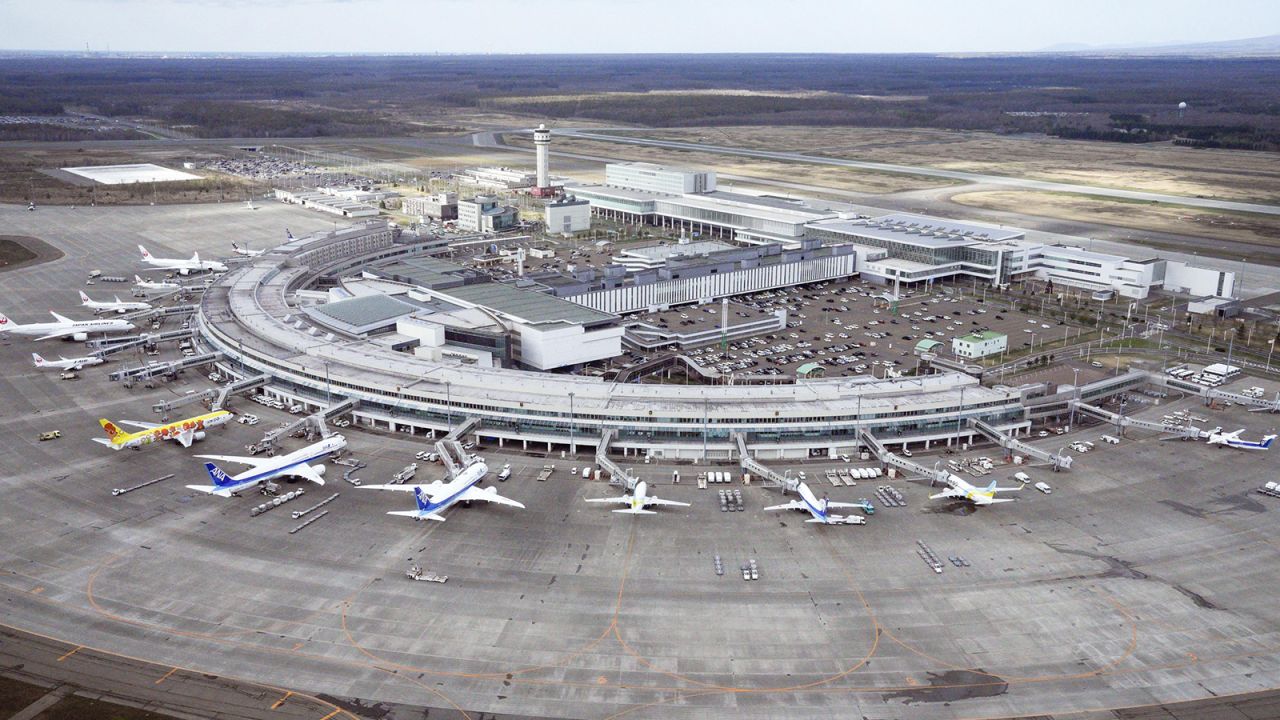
[732,432,797,492]
[88,328,195,356]
[1071,399,1204,439]
[435,438,469,478]
[211,373,271,410]
[109,351,222,382]
[594,429,638,491]
[857,428,951,486]
[968,418,1072,471]
[124,304,199,323]
[261,398,358,445]
[1211,388,1280,413]
[445,416,482,442]
[147,372,270,415]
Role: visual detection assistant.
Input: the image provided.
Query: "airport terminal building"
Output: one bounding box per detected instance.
[197,222,1036,459]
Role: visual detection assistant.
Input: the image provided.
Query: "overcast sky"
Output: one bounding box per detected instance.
[0,0,1276,54]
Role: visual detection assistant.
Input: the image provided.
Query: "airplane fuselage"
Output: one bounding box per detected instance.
[204,435,346,494]
[410,462,488,518]
[100,411,232,450]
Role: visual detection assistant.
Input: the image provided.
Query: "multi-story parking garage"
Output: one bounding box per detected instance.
[197,223,1041,459]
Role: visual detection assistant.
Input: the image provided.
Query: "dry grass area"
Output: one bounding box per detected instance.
[0,145,259,206]
[507,134,957,195]
[618,126,1280,204]
[952,190,1280,247]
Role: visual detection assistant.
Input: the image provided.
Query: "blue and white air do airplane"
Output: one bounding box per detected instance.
[188,434,346,497]
[764,481,867,525]
[1202,426,1277,450]
[361,460,525,521]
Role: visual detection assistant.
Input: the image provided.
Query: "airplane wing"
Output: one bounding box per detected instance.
[387,510,447,521]
[823,500,872,509]
[644,496,691,508]
[929,490,965,500]
[185,485,235,498]
[975,497,1016,505]
[118,420,162,430]
[48,311,73,324]
[360,481,447,497]
[174,428,197,448]
[192,453,270,468]
[613,507,657,515]
[584,495,630,504]
[458,485,525,509]
[763,500,807,512]
[290,463,326,486]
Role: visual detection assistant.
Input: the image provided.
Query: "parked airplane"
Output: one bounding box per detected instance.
[585,480,689,514]
[95,410,233,450]
[361,460,524,521]
[31,352,103,371]
[188,434,346,497]
[763,481,867,525]
[134,275,181,291]
[0,311,134,341]
[137,245,227,275]
[929,474,1024,506]
[1202,426,1277,450]
[78,290,150,315]
[231,242,265,257]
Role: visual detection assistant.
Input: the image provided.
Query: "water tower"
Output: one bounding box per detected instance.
[1178,101,1188,119]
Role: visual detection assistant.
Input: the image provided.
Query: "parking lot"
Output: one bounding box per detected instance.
[610,278,1086,379]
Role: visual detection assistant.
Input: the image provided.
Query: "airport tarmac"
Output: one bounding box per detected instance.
[5,201,1280,719]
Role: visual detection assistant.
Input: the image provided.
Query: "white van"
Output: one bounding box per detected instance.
[1013,471,1032,484]
[581,466,591,479]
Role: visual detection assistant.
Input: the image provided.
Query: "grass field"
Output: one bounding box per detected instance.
[951,190,1280,250]
[506,134,958,195]
[614,126,1280,204]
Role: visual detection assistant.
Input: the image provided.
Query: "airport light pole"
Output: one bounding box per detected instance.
[569,392,576,457]
[956,385,966,444]
[1070,367,1079,429]
[322,360,331,406]
[702,394,708,462]
[445,380,452,430]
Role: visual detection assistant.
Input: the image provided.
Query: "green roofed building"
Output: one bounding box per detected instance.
[914,339,943,355]
[796,362,826,378]
[951,330,1007,359]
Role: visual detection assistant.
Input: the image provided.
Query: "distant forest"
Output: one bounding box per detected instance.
[0,54,1278,149]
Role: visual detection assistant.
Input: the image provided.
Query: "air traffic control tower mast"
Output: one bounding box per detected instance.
[534,123,552,190]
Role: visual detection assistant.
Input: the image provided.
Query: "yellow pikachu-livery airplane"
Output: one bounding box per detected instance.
[94,410,233,450]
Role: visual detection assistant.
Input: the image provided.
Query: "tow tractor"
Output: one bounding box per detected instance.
[405,565,448,583]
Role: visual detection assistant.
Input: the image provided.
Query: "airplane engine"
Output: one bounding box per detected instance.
[179,268,191,276]
[192,431,206,442]
[311,464,327,477]
[72,332,88,342]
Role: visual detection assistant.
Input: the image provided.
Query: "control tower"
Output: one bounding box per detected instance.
[534,124,552,190]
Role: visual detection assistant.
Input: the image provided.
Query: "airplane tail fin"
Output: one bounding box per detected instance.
[286,228,293,240]
[138,245,152,260]
[0,312,12,329]
[98,419,128,443]
[413,486,430,512]
[191,251,201,263]
[204,461,238,488]
[31,353,44,367]
[1263,435,1277,449]
[985,479,998,493]
[135,275,144,284]
[79,290,91,303]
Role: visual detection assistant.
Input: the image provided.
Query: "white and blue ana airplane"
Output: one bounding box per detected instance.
[361,460,524,521]
[585,480,689,515]
[137,245,227,275]
[79,290,150,315]
[930,474,1023,506]
[764,481,867,525]
[187,434,346,497]
[134,275,182,291]
[1203,426,1277,450]
[32,352,104,371]
[0,311,134,341]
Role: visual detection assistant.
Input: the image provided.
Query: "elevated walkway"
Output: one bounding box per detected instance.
[151,389,216,417]
[89,328,195,356]
[435,438,469,478]
[1072,400,1203,439]
[262,398,358,445]
[594,429,638,490]
[124,304,199,323]
[858,428,950,485]
[212,373,271,411]
[445,416,482,441]
[732,432,796,492]
[969,418,1072,471]
[109,351,222,382]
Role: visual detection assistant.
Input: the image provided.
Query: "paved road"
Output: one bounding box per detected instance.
[553,129,1280,217]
